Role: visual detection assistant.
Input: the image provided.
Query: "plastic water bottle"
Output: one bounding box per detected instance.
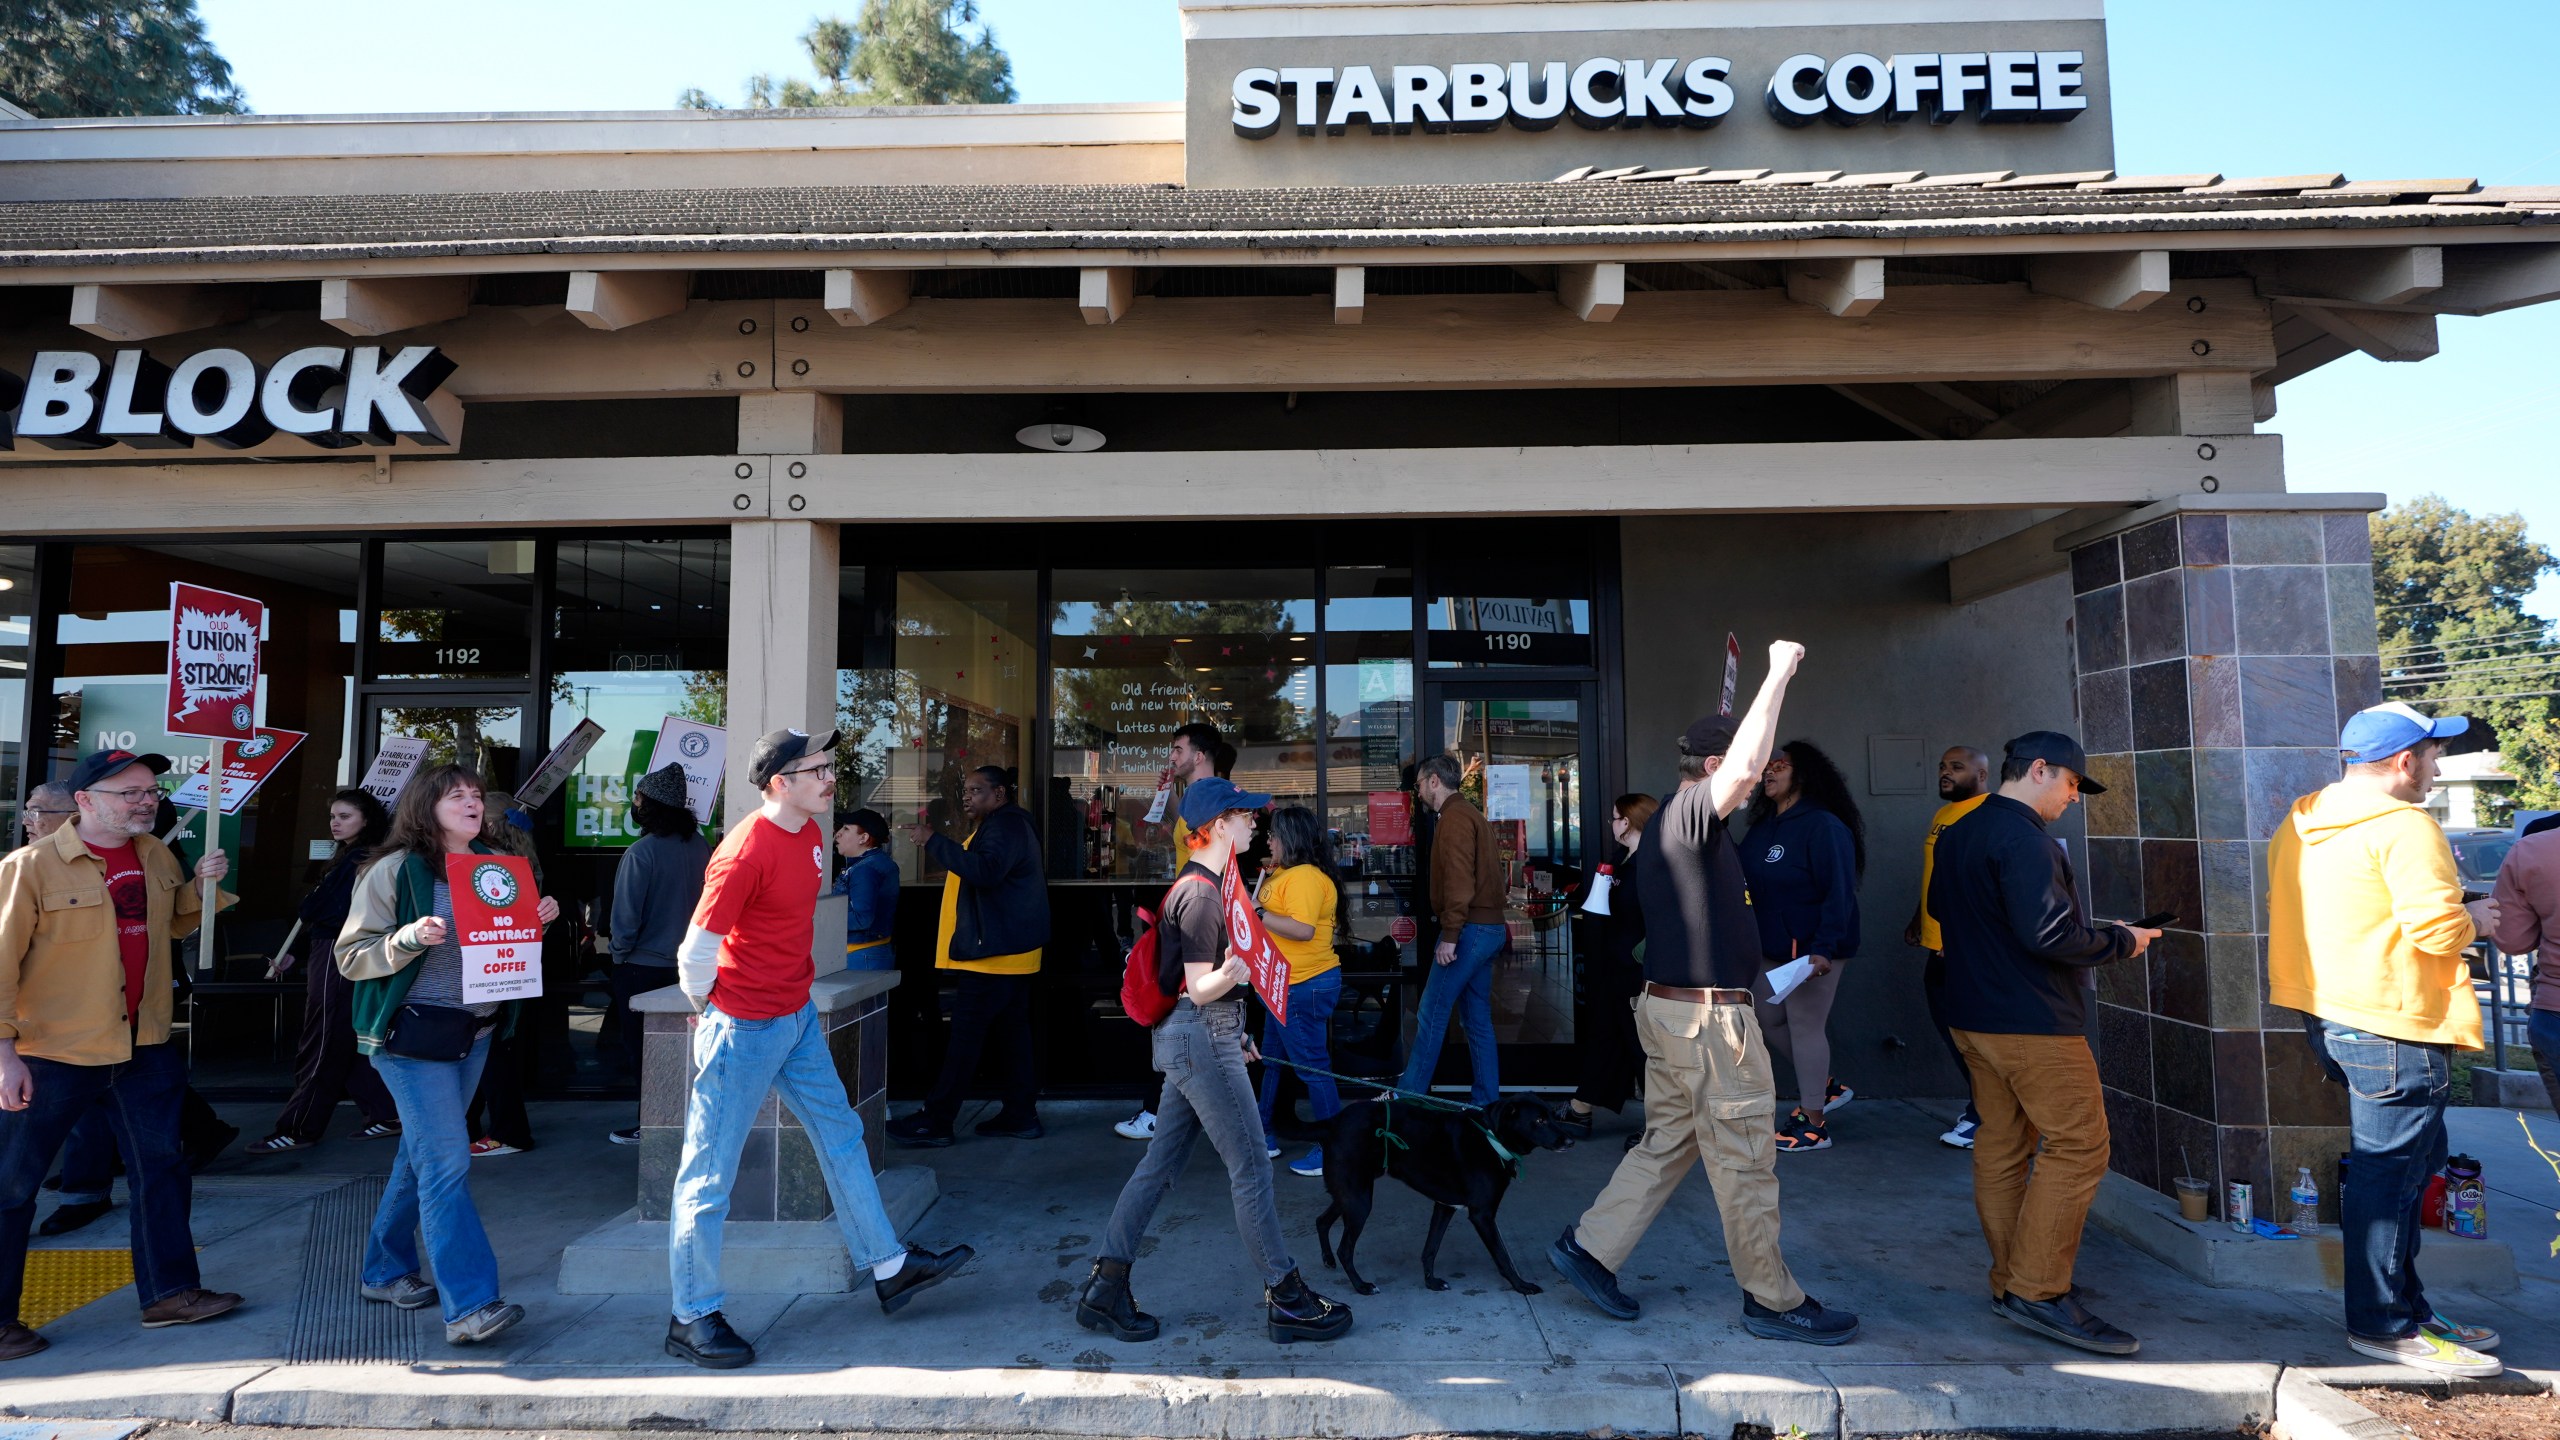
[2288,1167,2320,1231]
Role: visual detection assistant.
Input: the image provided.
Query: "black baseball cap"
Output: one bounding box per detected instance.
[2003,731,2107,793]
[1678,714,1739,759]
[66,748,172,793]
[746,728,840,788]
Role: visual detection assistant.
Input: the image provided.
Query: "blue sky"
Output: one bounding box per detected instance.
[195,1,2559,614]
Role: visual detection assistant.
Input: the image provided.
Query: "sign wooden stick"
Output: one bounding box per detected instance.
[266,918,306,981]
[200,737,221,972]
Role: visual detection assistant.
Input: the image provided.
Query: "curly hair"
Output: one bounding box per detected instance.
[1748,740,1867,877]
[374,763,484,869]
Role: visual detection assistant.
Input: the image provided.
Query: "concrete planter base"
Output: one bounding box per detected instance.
[2086,1171,2517,1293]
[557,1164,938,1295]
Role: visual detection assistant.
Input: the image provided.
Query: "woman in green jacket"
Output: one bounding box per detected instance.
[336,764,558,1345]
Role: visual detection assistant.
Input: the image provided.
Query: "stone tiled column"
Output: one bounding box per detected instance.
[2069,499,2382,1221]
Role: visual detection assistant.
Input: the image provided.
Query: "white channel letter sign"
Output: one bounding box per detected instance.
[0,344,457,451]
[1230,51,2085,138]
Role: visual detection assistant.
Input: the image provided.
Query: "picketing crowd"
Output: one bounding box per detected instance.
[0,639,2553,1383]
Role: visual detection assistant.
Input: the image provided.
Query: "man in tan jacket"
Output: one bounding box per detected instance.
[0,749,243,1360]
[1398,752,1506,1105]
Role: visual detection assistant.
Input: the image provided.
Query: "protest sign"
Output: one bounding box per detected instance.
[1720,632,1742,716]
[447,853,544,1004]
[1220,864,1291,1023]
[516,717,606,811]
[645,716,727,824]
[360,735,431,807]
[165,583,264,741]
[170,726,305,814]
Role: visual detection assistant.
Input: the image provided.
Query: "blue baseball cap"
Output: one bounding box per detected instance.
[1178,775,1271,830]
[2339,702,2467,764]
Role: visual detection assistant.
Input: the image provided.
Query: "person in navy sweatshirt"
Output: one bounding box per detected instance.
[1737,740,1864,1154]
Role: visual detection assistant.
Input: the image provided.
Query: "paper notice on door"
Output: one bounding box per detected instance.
[1762,956,1816,1006]
[1485,764,1534,821]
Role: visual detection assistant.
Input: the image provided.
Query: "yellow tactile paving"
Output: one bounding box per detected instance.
[21,1249,133,1328]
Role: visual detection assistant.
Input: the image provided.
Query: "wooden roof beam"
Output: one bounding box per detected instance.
[567,270,693,331]
[2026,251,2170,311]
[1557,262,1624,321]
[2283,302,2439,362]
[320,276,473,336]
[1079,266,1133,325]
[69,283,247,341]
[2427,244,2560,316]
[1948,506,2132,605]
[2250,246,2443,307]
[1783,258,1883,317]
[824,269,911,326]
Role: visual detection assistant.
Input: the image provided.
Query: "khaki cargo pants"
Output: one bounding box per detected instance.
[1573,993,1806,1312]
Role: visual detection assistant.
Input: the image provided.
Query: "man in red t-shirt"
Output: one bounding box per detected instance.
[661,728,973,1369]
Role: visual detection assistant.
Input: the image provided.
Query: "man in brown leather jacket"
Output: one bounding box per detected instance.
[1398,752,1505,1105]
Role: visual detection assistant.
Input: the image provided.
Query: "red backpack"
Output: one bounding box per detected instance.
[1120,872,1214,1027]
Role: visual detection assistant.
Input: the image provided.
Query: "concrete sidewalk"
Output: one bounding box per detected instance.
[0,1095,2553,1435]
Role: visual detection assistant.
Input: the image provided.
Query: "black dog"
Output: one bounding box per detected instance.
[1313,1094,1575,1296]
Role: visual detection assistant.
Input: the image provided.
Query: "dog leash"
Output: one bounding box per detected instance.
[1254,1056,1482,1113]
[1256,1056,1521,1178]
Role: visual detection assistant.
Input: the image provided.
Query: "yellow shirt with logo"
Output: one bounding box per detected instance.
[934,829,1042,976]
[1260,863,1339,986]
[1916,792,1989,952]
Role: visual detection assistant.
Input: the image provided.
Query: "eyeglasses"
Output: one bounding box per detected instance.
[82,787,160,804]
[779,762,834,781]
[26,808,74,817]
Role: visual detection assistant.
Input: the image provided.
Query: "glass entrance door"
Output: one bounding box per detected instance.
[362,695,529,788]
[1417,681,1596,1088]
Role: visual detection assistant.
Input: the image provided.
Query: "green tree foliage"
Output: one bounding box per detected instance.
[679,1,1014,111]
[2371,495,2560,815]
[0,0,245,117]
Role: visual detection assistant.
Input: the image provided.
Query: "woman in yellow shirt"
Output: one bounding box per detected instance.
[1253,805,1342,1179]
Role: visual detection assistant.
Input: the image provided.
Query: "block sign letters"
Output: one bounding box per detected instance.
[166,583,264,741]
[449,854,545,1005]
[1232,50,2086,138]
[1,345,457,450]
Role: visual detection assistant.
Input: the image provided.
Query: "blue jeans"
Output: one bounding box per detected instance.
[670,1000,904,1323]
[0,1042,201,1320]
[844,941,896,972]
[1259,969,1343,1137]
[2530,1009,2560,1118]
[2302,1014,2449,1341]
[51,1110,118,1206]
[1399,922,1505,1105]
[1102,999,1294,1286]
[367,1032,501,1325]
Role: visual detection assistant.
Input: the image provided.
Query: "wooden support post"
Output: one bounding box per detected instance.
[1782,258,1884,317]
[319,277,474,336]
[1556,263,1625,322]
[2026,251,2170,311]
[565,270,694,332]
[1333,266,1365,325]
[824,269,911,327]
[2128,372,2259,435]
[1079,267,1134,326]
[69,283,247,341]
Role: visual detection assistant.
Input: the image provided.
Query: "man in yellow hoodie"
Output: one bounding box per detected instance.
[2267,702,2503,1378]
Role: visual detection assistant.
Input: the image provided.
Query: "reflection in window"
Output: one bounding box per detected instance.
[0,547,30,844]
[1050,570,1316,881]
[548,538,729,846]
[376,539,536,680]
[1427,523,1594,668]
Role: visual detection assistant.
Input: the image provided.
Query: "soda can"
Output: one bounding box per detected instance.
[2227,1181,2254,1233]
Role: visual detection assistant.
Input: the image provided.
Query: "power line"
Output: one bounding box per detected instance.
[2379,625,2558,656]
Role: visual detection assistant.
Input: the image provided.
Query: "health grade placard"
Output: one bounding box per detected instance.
[447,854,544,1004]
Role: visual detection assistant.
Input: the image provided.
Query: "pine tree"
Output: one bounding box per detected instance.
[0,0,246,117]
[679,1,1014,111]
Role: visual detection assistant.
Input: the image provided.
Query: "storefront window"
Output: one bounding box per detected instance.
[848,570,1039,882]
[374,539,536,681]
[1427,522,1593,668]
[1049,568,1316,881]
[547,537,729,846]
[0,547,31,844]
[1321,563,1421,963]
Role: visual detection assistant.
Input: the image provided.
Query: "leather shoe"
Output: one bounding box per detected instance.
[38,1199,112,1237]
[885,1112,954,1148]
[877,1243,975,1315]
[140,1287,242,1328]
[0,1323,47,1362]
[973,1113,1045,1140]
[666,1311,755,1368]
[1997,1290,2140,1355]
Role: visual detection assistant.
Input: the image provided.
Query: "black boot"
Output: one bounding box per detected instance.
[876,1243,975,1316]
[1076,1257,1160,1342]
[1265,1268,1353,1344]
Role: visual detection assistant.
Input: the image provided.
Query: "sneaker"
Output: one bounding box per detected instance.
[1823,1078,1854,1112]
[1997,1291,2139,1356]
[445,1299,526,1346]
[359,1273,439,1311]
[140,1287,244,1328]
[247,1133,313,1155]
[2347,1329,2501,1377]
[1289,1147,1325,1178]
[1774,1108,1830,1153]
[468,1138,522,1158]
[0,1322,46,1362]
[974,1113,1045,1140]
[608,1127,642,1146]
[1742,1292,1860,1346]
[1267,1138,1283,1159]
[2417,1312,2502,1353]
[1114,1109,1156,1141]
[1940,1114,1979,1150]
[886,1112,955,1149]
[352,1120,402,1141]
[1546,1228,1639,1321]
